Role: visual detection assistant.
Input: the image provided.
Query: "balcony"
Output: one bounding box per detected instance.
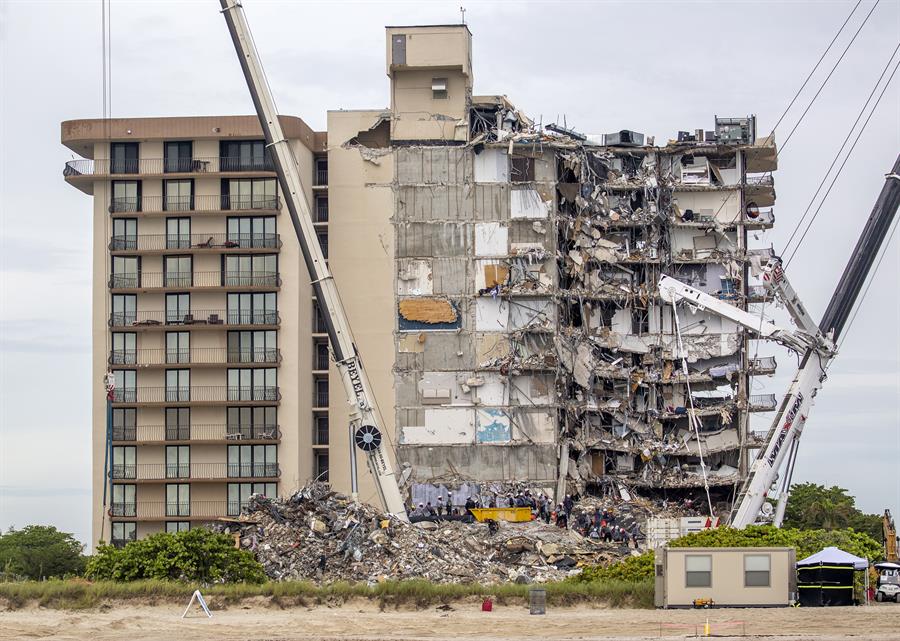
[64,156,276,178]
[749,393,778,412]
[112,423,280,443]
[108,271,281,292]
[109,233,281,254]
[747,285,774,303]
[110,385,281,406]
[109,501,230,521]
[108,194,281,215]
[109,309,279,330]
[749,356,777,375]
[111,462,280,481]
[108,347,281,367]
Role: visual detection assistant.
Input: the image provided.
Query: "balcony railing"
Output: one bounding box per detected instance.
[108,347,281,366]
[314,168,328,186]
[109,309,279,328]
[745,209,775,225]
[110,233,281,252]
[108,271,281,290]
[112,423,280,442]
[747,285,773,301]
[64,156,275,177]
[112,462,280,481]
[109,194,281,214]
[110,501,230,519]
[745,174,774,187]
[110,386,281,404]
[749,393,778,411]
[749,356,777,374]
[314,391,329,408]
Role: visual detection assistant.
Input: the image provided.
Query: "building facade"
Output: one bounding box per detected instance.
[64,24,777,545]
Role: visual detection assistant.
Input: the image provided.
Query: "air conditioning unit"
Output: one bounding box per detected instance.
[603,130,645,147]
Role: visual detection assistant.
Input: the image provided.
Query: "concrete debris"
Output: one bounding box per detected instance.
[216,484,649,585]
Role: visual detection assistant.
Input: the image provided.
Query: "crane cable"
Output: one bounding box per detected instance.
[783,42,900,263]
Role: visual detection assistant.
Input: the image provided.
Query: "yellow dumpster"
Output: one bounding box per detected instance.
[470,507,533,523]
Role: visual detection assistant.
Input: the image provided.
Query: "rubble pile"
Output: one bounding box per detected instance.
[215,484,640,585]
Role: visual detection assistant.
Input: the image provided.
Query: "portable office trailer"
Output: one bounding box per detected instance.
[656,547,796,608]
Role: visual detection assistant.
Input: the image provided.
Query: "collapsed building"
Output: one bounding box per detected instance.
[336,25,780,509]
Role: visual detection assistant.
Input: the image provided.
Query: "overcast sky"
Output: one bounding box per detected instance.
[1,0,898,548]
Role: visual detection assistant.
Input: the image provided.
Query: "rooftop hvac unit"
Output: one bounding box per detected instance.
[603,130,645,147]
[714,115,757,145]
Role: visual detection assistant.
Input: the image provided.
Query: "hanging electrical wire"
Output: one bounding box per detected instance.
[785,56,900,267]
[783,41,900,259]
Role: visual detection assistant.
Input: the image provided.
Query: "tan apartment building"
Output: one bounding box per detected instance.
[64,23,778,546]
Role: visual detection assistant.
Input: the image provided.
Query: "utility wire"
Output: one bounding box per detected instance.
[783,41,900,258]
[785,56,900,267]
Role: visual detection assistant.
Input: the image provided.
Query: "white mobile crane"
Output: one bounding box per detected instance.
[219,1,408,520]
[660,155,900,528]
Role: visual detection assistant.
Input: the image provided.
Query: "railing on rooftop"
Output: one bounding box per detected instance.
[64,156,275,177]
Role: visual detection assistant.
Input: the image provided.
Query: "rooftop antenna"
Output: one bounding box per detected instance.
[460,6,466,24]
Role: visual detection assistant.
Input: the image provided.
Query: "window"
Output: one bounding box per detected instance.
[314,451,329,482]
[166,445,190,478]
[166,483,190,516]
[112,446,136,479]
[111,256,140,288]
[314,378,329,408]
[631,309,650,335]
[110,142,138,174]
[165,369,190,402]
[431,77,448,100]
[227,406,277,439]
[227,292,277,325]
[510,156,535,182]
[223,178,277,210]
[111,218,137,250]
[165,407,190,440]
[685,555,712,588]
[166,217,191,249]
[744,554,771,587]
[112,408,136,441]
[227,444,278,477]
[164,256,192,288]
[220,140,271,172]
[314,414,329,445]
[315,196,328,222]
[316,230,328,259]
[165,293,190,324]
[315,158,327,186]
[224,255,277,287]
[227,330,277,363]
[164,141,193,173]
[227,368,277,401]
[112,484,136,517]
[112,294,137,326]
[111,522,136,547]
[166,332,190,364]
[164,179,193,212]
[227,482,276,516]
[111,332,136,365]
[166,521,190,534]
[314,342,329,371]
[111,180,140,212]
[227,216,276,248]
[112,370,136,403]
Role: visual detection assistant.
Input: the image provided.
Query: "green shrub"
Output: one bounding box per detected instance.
[572,552,655,583]
[0,526,86,580]
[85,528,265,583]
[669,524,883,562]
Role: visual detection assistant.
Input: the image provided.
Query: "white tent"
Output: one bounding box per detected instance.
[797,546,869,570]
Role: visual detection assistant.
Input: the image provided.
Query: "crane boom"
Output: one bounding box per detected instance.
[660,154,900,528]
[220,0,408,520]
